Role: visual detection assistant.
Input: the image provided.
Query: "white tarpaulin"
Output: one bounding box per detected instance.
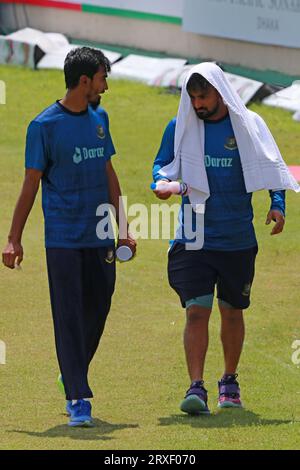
[263,81,300,112]
[111,54,187,85]
[151,64,194,88]
[0,35,36,68]
[2,28,121,69]
[224,72,263,105]
[37,46,121,70]
[6,28,68,54]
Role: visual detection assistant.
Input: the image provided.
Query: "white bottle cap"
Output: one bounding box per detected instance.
[116,245,133,262]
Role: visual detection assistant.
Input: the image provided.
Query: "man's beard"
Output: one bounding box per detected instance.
[195,102,220,120]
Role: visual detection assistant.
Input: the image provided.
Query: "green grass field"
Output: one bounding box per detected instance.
[0,65,300,450]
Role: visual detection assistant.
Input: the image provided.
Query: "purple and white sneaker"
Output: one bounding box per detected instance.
[218,374,243,408]
[180,380,210,415]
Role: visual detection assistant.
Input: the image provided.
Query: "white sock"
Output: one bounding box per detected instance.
[71,398,90,405]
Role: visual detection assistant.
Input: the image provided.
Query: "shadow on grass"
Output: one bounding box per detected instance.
[158,409,295,429]
[8,418,139,441]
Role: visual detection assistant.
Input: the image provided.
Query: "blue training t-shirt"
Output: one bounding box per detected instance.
[153,115,285,251]
[25,101,115,248]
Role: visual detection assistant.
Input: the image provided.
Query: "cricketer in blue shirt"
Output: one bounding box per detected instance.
[151,65,287,416]
[3,47,136,426]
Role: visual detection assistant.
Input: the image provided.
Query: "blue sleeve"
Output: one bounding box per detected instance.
[99,109,115,161]
[152,119,176,182]
[269,190,286,216]
[25,121,48,172]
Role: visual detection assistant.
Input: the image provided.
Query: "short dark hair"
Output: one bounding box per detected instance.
[186,73,211,92]
[64,47,111,89]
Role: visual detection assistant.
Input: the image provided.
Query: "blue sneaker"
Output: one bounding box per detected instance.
[180,380,210,415]
[68,399,93,427]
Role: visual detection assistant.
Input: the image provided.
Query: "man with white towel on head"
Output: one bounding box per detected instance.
[152,62,299,415]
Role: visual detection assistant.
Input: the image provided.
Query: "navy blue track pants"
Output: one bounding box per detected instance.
[46,247,116,400]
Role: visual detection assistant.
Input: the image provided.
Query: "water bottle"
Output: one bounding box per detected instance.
[116,245,133,262]
[150,180,189,195]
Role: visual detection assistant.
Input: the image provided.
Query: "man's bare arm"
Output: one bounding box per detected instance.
[2,168,42,269]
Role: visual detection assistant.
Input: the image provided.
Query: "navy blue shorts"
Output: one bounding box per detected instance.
[168,242,258,310]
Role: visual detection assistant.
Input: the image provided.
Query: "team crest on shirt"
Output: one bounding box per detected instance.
[242,282,252,297]
[224,136,238,150]
[105,249,115,264]
[97,125,105,139]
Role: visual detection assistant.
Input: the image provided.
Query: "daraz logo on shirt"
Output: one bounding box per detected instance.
[205,155,233,168]
[73,146,105,164]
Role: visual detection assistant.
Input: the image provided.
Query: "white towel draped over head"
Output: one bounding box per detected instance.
[158,62,300,210]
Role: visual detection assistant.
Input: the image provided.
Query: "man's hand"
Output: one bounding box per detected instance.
[265,209,285,235]
[117,231,137,257]
[2,240,23,269]
[153,180,172,200]
[153,189,172,200]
